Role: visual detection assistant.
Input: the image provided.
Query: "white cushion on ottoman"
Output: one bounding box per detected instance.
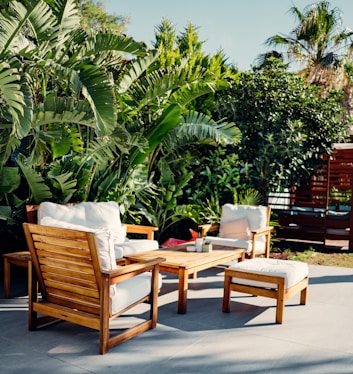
[228,258,308,289]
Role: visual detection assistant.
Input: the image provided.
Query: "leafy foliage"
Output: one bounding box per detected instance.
[213,59,348,199]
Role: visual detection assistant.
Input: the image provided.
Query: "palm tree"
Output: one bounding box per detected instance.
[260,1,353,95]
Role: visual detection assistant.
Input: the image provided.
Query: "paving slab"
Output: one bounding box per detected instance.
[1,264,353,373]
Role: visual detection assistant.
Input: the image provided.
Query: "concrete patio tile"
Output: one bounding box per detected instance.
[1,264,353,373]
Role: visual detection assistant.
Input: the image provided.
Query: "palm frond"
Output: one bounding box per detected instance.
[129,103,182,166]
[0,62,24,114]
[87,33,149,57]
[33,96,96,127]
[0,0,58,53]
[117,50,159,93]
[0,166,21,193]
[0,130,20,166]
[174,111,241,146]
[76,64,116,135]
[47,170,77,199]
[170,80,225,106]
[0,60,33,137]
[16,154,52,203]
[53,0,80,44]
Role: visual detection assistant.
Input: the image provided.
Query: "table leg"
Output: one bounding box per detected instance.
[178,267,188,314]
[4,257,10,299]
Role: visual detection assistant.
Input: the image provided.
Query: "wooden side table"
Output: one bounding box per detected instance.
[3,251,31,298]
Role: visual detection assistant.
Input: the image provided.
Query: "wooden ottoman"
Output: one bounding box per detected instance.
[223,258,308,324]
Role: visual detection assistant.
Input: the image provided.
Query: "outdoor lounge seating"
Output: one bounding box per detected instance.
[34,201,160,258]
[2,202,160,298]
[23,222,164,354]
[223,258,308,324]
[199,204,273,258]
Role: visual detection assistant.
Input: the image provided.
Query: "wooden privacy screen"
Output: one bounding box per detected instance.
[269,144,353,251]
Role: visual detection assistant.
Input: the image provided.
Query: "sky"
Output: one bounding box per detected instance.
[105,0,353,71]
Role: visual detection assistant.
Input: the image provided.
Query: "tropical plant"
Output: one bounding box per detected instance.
[117,19,240,237]
[0,0,242,247]
[0,0,148,242]
[259,1,353,96]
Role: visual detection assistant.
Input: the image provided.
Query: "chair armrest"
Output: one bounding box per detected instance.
[251,226,273,235]
[123,224,158,240]
[198,223,220,237]
[103,257,165,285]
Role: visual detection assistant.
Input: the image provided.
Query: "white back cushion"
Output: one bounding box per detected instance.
[220,216,251,240]
[220,204,268,242]
[83,201,121,233]
[38,201,125,243]
[38,202,86,225]
[40,216,118,269]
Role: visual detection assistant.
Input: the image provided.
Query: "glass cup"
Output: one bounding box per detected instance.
[195,238,203,252]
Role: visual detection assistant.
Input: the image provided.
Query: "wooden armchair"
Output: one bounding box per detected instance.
[199,204,273,258]
[23,222,164,354]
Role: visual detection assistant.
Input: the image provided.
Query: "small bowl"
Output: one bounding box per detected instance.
[186,245,196,252]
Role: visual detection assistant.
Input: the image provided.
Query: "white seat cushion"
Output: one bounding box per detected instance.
[205,236,266,254]
[116,239,159,257]
[228,258,308,289]
[111,271,163,315]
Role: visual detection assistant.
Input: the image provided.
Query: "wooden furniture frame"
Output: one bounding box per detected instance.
[3,251,31,298]
[199,206,272,258]
[223,267,308,324]
[23,222,164,354]
[125,245,245,314]
[2,203,158,298]
[2,205,37,298]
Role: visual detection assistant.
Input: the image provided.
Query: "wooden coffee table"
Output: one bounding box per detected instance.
[125,245,245,314]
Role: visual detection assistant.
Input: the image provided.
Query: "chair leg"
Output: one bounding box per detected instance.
[28,260,37,330]
[275,299,284,324]
[300,286,307,305]
[275,282,285,324]
[150,265,159,328]
[100,277,111,355]
[4,257,10,299]
[222,273,231,312]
